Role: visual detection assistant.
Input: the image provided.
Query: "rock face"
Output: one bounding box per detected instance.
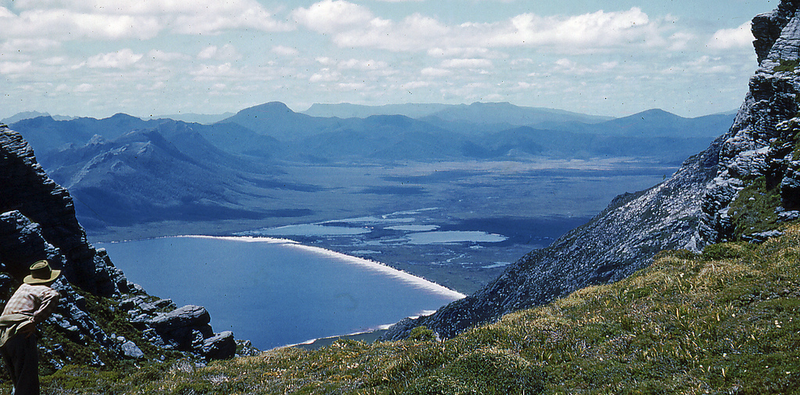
[0,129,127,296]
[385,0,800,340]
[701,1,800,242]
[0,127,236,362]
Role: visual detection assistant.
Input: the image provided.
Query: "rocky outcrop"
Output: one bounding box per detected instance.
[701,2,800,242]
[385,0,800,341]
[0,128,127,296]
[0,126,237,362]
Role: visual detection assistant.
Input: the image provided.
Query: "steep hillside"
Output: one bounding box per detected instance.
[28,225,800,394]
[384,0,800,341]
[40,121,296,231]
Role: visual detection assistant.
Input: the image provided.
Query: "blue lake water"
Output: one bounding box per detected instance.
[98,236,465,350]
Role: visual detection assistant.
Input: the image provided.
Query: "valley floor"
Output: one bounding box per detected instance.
[85,159,674,294]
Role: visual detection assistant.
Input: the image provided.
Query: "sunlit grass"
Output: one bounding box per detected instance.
[9,225,799,394]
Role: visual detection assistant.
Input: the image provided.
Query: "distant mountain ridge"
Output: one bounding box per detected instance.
[1,111,74,124]
[7,102,733,232]
[302,101,613,126]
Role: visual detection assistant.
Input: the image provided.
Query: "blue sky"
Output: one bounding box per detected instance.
[0,0,775,119]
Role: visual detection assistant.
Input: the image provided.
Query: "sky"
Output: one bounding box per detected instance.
[0,0,777,119]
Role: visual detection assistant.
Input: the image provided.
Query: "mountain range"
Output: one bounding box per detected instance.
[6,102,733,233]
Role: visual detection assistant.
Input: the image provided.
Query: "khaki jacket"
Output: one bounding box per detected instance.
[0,314,35,348]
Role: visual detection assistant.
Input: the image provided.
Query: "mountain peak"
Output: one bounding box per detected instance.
[237,101,295,116]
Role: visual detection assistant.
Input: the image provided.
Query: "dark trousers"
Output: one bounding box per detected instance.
[0,334,39,395]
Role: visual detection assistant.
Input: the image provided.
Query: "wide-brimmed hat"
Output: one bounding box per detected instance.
[23,260,61,285]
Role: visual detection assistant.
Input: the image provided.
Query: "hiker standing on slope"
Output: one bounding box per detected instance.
[0,260,61,395]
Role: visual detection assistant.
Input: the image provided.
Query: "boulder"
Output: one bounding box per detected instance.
[120,340,145,359]
[149,305,211,333]
[201,331,236,360]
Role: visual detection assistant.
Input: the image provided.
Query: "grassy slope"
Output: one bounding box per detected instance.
[25,224,800,394]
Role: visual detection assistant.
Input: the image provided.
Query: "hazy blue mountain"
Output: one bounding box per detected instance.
[10,114,164,154]
[470,126,718,163]
[540,108,735,138]
[2,111,73,124]
[215,101,349,141]
[148,112,235,125]
[424,102,612,127]
[192,121,284,159]
[11,102,733,167]
[216,103,470,161]
[291,114,469,161]
[303,102,613,128]
[40,122,310,230]
[302,103,454,118]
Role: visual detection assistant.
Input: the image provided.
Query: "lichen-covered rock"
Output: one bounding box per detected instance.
[701,1,800,242]
[121,340,145,359]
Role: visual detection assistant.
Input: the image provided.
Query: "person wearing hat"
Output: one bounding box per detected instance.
[0,260,61,395]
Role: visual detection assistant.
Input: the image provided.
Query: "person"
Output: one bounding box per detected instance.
[0,260,61,395]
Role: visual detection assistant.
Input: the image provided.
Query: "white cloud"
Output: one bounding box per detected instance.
[137,81,166,91]
[309,68,342,82]
[484,8,660,49]
[338,59,389,70]
[191,63,240,81]
[336,82,367,90]
[441,58,493,69]
[0,6,14,18]
[0,0,290,42]
[315,57,337,66]
[332,12,450,51]
[41,56,69,66]
[272,46,299,56]
[0,38,60,55]
[548,58,622,76]
[292,3,689,54]
[427,47,506,59]
[294,2,450,52]
[401,81,431,90]
[707,21,753,50]
[74,83,94,92]
[0,61,32,74]
[421,67,452,77]
[198,45,241,61]
[0,8,162,40]
[87,49,143,68]
[292,0,375,34]
[145,50,189,63]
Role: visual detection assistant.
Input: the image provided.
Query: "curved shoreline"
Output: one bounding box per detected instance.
[184,234,467,300]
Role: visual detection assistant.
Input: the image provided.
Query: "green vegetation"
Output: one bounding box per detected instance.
[2,224,795,394]
[728,176,783,240]
[773,58,800,73]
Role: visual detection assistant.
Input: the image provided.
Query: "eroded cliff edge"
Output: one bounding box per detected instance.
[385,0,800,340]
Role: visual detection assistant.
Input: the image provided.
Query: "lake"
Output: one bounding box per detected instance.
[98,236,465,350]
